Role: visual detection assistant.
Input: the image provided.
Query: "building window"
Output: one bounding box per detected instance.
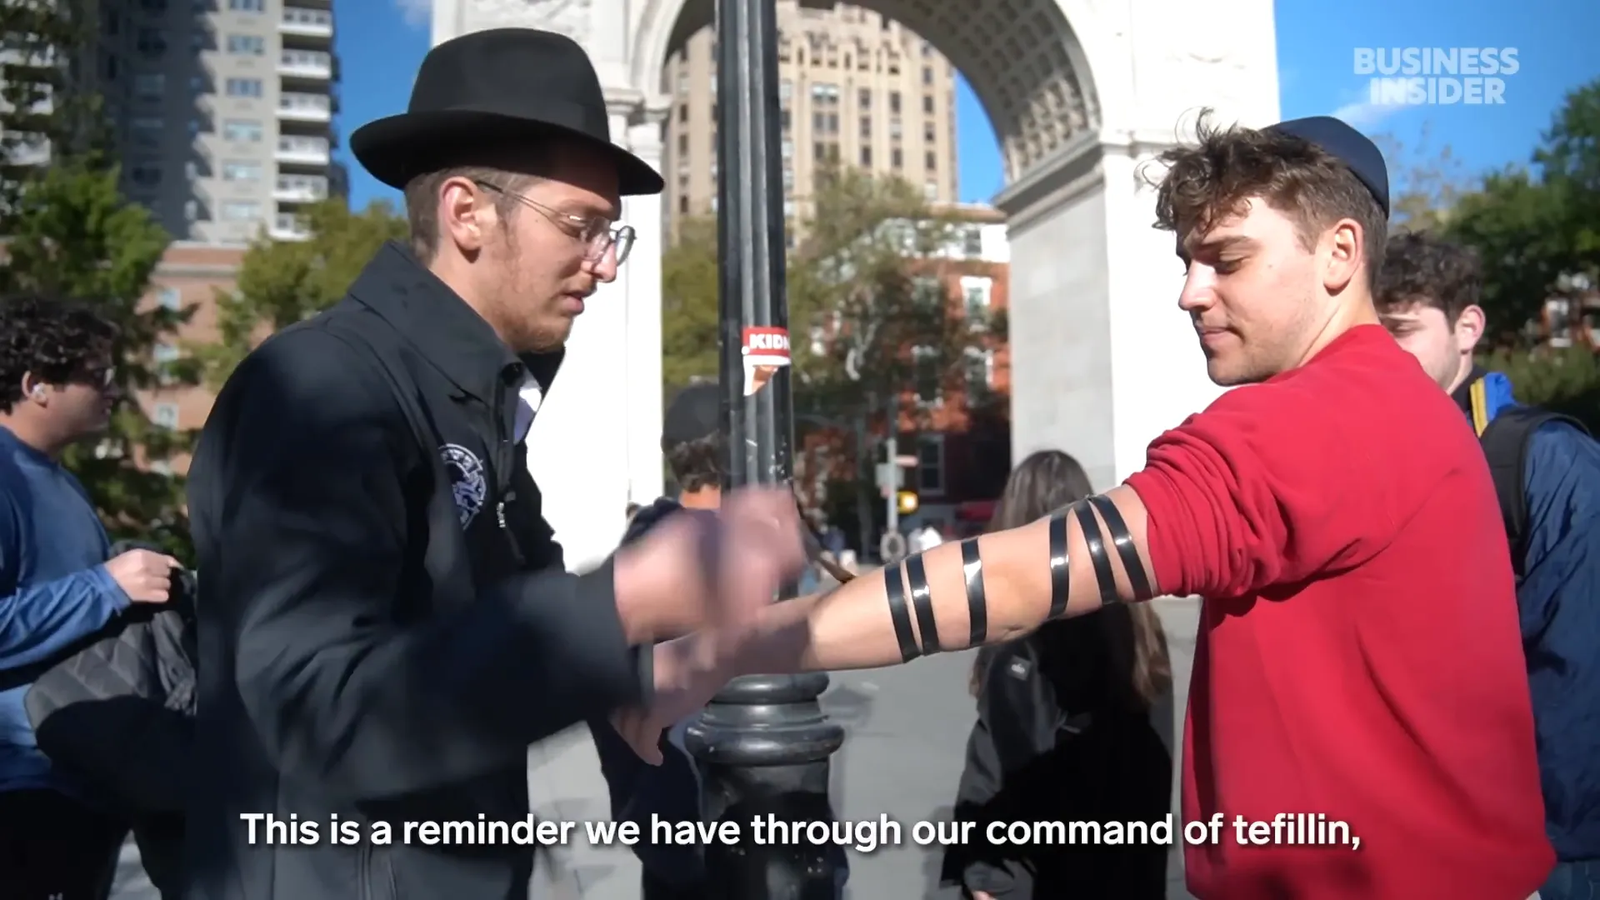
[225,78,262,98]
[923,66,934,85]
[222,160,262,181]
[926,151,936,170]
[912,344,940,405]
[916,434,945,495]
[962,226,983,257]
[157,287,181,310]
[891,148,902,169]
[960,276,992,317]
[129,165,162,186]
[136,27,167,55]
[859,146,871,166]
[889,91,901,114]
[134,73,164,99]
[228,0,264,10]
[151,403,180,429]
[923,94,935,114]
[130,116,163,148]
[222,201,260,221]
[223,118,263,141]
[925,181,938,200]
[858,88,871,109]
[226,34,264,55]
[963,348,995,389]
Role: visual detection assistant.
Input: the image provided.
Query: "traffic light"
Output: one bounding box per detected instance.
[896,489,919,515]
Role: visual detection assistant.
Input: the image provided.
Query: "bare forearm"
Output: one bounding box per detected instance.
[730,486,1157,674]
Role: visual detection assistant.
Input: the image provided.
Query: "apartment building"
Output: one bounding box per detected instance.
[98,0,340,244]
[661,2,959,241]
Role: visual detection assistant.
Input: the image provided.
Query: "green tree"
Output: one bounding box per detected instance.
[660,215,720,391]
[0,0,105,211]
[1447,77,1600,344]
[787,166,998,426]
[203,199,408,387]
[0,162,187,555]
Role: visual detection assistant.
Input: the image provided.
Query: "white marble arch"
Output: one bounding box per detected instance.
[430,0,1281,570]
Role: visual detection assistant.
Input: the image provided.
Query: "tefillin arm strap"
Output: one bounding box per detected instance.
[881,495,1151,663]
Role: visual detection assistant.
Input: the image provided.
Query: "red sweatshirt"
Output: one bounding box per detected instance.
[1125,325,1552,900]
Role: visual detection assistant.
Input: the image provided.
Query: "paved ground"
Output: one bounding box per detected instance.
[113,598,1202,899]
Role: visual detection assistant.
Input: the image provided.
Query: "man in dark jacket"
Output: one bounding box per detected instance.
[1379,232,1600,900]
[182,30,806,900]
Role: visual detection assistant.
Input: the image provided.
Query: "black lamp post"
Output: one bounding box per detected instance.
[684,0,846,896]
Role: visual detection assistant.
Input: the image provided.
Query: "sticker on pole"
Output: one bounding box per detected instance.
[741,326,791,396]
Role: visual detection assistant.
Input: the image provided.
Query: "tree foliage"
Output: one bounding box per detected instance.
[786,166,998,425]
[660,215,720,391]
[202,199,408,386]
[0,163,185,555]
[0,0,106,210]
[1446,77,1600,343]
[1373,125,1475,235]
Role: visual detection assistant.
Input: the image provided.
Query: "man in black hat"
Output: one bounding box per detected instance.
[181,29,807,900]
[618,111,1555,899]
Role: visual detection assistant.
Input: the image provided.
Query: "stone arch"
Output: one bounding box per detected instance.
[431,0,1279,572]
[632,0,1116,184]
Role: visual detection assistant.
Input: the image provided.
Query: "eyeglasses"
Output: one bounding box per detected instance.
[474,180,635,266]
[77,365,116,390]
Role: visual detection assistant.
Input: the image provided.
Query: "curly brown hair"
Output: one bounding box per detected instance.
[1375,231,1482,323]
[1149,109,1388,291]
[0,293,118,413]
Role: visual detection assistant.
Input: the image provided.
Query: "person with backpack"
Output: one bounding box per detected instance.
[1379,231,1600,900]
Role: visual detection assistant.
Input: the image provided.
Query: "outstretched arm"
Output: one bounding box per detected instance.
[728,486,1154,675]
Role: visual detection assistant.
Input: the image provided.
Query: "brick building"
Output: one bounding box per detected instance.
[798,203,1013,544]
[136,241,245,473]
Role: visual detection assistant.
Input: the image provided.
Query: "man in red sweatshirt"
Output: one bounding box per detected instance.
[619,112,1554,899]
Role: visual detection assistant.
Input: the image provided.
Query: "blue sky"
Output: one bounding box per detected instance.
[340,0,1596,210]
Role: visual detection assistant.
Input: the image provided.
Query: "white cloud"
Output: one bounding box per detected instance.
[395,0,431,30]
[1324,94,1401,131]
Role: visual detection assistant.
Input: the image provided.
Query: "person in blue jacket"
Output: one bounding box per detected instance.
[0,293,184,898]
[1379,233,1600,900]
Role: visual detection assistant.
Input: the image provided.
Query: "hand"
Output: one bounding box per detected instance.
[610,632,737,765]
[104,549,183,604]
[616,487,807,643]
[971,892,995,900]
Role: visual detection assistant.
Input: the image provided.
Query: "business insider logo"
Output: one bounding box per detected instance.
[1354,47,1518,107]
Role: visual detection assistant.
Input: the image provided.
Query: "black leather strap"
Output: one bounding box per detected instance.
[882,564,920,662]
[960,538,987,646]
[1047,511,1070,619]
[905,554,940,655]
[1087,495,1152,600]
[1073,500,1119,604]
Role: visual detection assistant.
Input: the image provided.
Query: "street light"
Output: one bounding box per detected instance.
[685,0,847,896]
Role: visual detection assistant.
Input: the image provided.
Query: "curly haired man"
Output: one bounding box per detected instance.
[0,293,182,899]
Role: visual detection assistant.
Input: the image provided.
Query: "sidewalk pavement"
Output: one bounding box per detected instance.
[114,597,1202,900]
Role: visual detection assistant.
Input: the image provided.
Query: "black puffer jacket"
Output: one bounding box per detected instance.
[24,541,197,898]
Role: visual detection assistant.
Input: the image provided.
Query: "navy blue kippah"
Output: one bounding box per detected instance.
[1266,116,1391,217]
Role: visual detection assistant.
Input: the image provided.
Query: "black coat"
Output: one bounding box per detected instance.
[941,613,1172,899]
[181,242,650,900]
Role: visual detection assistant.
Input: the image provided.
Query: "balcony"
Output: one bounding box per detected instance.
[269,213,310,242]
[273,174,329,203]
[278,49,333,80]
[275,135,330,166]
[278,91,331,123]
[280,7,333,39]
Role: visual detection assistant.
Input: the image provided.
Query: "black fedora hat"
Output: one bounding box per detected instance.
[350,28,664,196]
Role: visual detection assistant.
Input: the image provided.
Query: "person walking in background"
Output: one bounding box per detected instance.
[1379,232,1600,900]
[944,450,1172,900]
[0,294,183,899]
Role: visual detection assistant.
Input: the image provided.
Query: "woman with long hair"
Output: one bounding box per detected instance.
[941,450,1174,900]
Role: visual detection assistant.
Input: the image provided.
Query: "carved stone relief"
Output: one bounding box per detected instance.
[466,0,593,45]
